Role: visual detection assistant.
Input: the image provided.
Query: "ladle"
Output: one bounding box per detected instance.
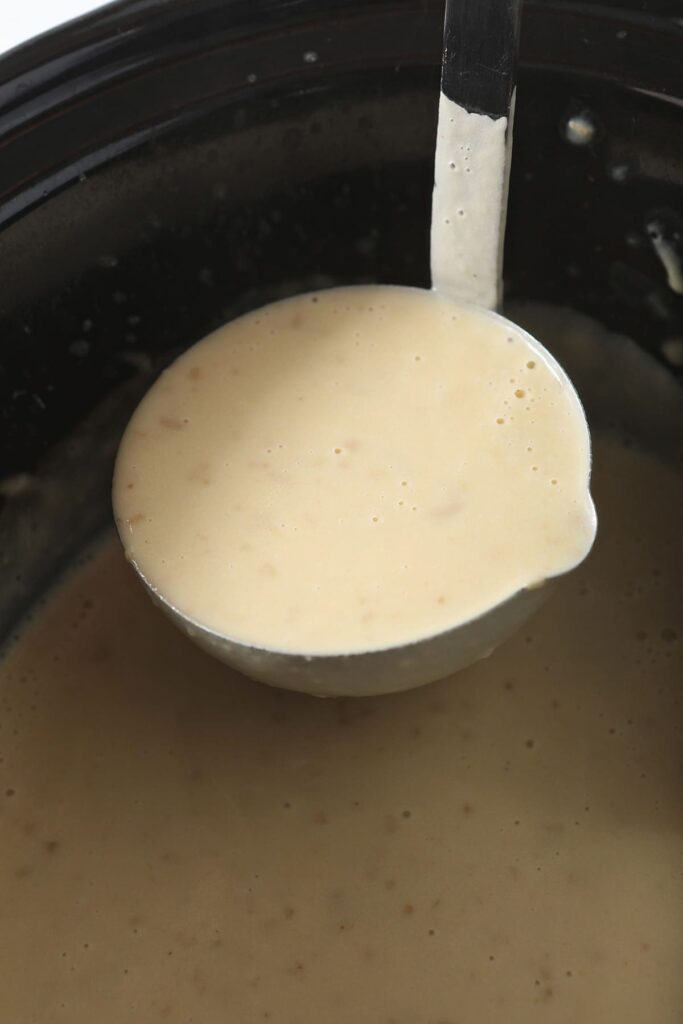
[117,0,596,697]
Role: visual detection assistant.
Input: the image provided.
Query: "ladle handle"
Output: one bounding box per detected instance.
[441,0,521,120]
[430,0,522,310]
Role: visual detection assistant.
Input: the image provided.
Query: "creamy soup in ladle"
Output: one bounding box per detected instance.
[113,286,594,656]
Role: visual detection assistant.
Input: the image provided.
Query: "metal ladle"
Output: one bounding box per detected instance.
[117,0,596,697]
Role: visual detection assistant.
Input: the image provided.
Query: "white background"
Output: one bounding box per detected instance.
[1,1,113,56]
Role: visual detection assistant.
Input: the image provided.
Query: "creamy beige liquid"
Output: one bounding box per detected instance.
[430,93,512,309]
[113,285,594,654]
[1,432,682,1022]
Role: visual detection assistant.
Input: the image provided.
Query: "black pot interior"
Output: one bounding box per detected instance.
[0,0,682,634]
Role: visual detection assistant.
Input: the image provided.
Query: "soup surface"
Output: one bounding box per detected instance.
[1,428,682,1022]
